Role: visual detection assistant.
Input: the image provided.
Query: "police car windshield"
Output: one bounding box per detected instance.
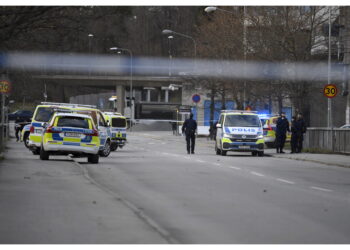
[57,116,89,129]
[111,118,126,127]
[224,115,261,127]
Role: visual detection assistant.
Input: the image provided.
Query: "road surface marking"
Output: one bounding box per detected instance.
[229,166,241,170]
[276,178,295,184]
[196,160,205,163]
[184,156,190,160]
[148,142,155,145]
[213,163,221,166]
[311,186,333,192]
[251,171,264,177]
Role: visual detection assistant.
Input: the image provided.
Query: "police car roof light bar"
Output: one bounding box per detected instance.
[220,110,258,114]
[41,102,97,109]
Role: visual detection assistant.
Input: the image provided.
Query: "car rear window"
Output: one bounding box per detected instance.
[34,107,69,122]
[56,116,89,129]
[111,118,126,127]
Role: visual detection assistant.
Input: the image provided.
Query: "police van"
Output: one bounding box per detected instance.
[28,102,112,157]
[215,110,264,156]
[103,112,127,151]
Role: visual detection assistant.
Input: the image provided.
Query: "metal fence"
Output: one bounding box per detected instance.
[304,128,350,153]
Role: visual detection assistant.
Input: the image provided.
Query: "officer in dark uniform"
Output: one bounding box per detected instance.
[290,116,297,153]
[182,113,197,154]
[275,112,290,153]
[295,113,307,153]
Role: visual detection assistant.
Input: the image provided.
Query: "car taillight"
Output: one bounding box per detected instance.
[91,129,99,137]
[30,126,34,133]
[85,129,99,136]
[46,126,60,133]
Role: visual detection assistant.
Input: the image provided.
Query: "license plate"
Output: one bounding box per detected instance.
[239,145,250,149]
[35,129,42,134]
[65,132,81,138]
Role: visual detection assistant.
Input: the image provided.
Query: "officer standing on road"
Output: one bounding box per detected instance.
[182,113,197,154]
[294,113,307,153]
[275,112,290,153]
[290,116,297,153]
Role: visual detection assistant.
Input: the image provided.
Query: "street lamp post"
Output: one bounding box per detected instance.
[204,6,247,109]
[162,29,197,72]
[88,34,94,53]
[168,35,173,77]
[110,47,133,128]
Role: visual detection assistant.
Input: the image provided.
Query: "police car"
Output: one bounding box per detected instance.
[28,102,112,157]
[215,110,264,156]
[103,112,127,151]
[29,103,72,155]
[40,112,100,163]
[259,114,291,148]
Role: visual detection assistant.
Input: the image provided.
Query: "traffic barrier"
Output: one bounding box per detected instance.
[304,128,350,154]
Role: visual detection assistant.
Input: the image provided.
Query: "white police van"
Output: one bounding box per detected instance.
[215,110,264,156]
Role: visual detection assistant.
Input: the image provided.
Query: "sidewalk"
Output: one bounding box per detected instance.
[132,131,350,169]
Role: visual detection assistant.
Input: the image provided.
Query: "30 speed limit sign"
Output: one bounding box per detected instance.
[323,84,338,98]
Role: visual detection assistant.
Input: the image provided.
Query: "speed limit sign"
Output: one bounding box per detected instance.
[323,84,337,98]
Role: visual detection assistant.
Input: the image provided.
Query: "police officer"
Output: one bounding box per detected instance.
[295,113,307,153]
[290,116,297,153]
[275,112,290,153]
[182,113,197,154]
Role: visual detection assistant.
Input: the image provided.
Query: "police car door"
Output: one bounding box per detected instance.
[216,114,224,147]
[97,111,110,150]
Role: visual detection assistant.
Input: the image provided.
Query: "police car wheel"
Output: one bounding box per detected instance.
[23,132,30,148]
[99,140,111,157]
[252,151,258,156]
[40,147,49,160]
[215,144,221,155]
[258,151,264,157]
[32,148,40,155]
[110,144,117,151]
[88,154,99,164]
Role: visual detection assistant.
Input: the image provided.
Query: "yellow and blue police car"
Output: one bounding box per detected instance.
[40,112,100,163]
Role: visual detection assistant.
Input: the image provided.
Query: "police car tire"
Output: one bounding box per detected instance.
[99,140,111,157]
[111,144,117,151]
[258,151,264,157]
[215,144,221,155]
[88,154,99,164]
[32,148,40,155]
[40,147,49,160]
[23,132,30,148]
[252,151,258,156]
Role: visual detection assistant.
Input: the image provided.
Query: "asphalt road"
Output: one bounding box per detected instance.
[1,131,350,243]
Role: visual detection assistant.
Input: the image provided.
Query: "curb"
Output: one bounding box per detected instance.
[272,155,350,169]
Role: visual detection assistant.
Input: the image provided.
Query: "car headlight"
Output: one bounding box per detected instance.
[223,133,231,138]
[256,135,264,139]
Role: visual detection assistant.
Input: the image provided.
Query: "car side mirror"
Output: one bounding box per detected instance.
[43,122,48,128]
[216,123,222,128]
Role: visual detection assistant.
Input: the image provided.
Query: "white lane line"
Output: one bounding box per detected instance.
[213,163,221,166]
[250,171,265,177]
[229,166,241,170]
[148,142,155,145]
[184,156,190,160]
[310,186,333,192]
[196,160,205,163]
[276,178,295,184]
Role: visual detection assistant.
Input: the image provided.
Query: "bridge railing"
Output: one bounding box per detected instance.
[303,128,350,154]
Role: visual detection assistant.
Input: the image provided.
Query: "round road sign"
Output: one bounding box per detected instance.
[192,94,201,103]
[323,84,337,98]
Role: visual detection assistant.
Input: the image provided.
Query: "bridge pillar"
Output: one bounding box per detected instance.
[116,85,125,115]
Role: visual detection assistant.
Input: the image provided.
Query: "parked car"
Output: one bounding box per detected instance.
[340,124,350,129]
[8,110,33,121]
[40,112,100,163]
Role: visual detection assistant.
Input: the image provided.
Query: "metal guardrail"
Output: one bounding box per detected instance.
[304,127,350,153]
